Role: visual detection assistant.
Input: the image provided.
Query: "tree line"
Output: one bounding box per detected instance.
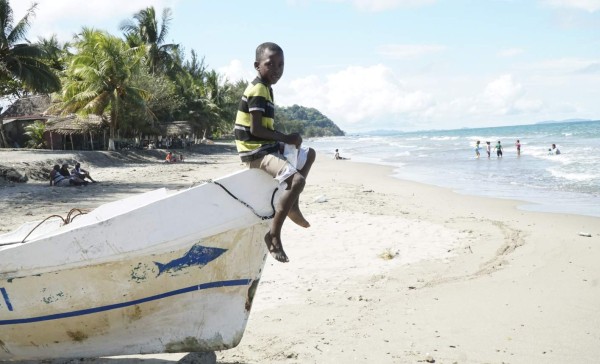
[0,1,343,150]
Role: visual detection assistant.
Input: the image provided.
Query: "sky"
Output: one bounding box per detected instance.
[9,0,600,133]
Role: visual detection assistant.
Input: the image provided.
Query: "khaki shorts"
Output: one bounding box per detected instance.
[247,153,287,178]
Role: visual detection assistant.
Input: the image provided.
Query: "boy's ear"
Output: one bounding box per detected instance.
[254,61,259,70]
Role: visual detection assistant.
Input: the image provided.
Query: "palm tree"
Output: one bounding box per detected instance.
[0,1,60,93]
[23,120,45,148]
[120,6,180,75]
[54,28,148,150]
[0,0,61,147]
[36,34,70,72]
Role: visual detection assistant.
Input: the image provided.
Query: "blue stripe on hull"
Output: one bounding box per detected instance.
[0,279,251,325]
[1,287,13,311]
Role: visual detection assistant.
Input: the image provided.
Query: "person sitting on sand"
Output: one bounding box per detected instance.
[59,163,88,186]
[165,151,176,163]
[50,165,86,186]
[334,149,348,160]
[71,162,96,183]
[50,165,71,187]
[59,163,71,178]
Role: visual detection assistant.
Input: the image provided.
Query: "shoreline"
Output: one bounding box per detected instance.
[1,148,599,363]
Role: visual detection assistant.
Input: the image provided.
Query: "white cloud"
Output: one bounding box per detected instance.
[217,59,254,84]
[278,64,433,130]
[498,48,524,57]
[536,57,600,74]
[541,0,600,12]
[378,44,447,59]
[478,74,542,115]
[10,0,178,42]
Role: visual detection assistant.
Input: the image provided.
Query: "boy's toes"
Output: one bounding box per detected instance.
[264,232,289,263]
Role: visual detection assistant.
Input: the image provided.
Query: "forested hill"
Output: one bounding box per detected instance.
[276,104,345,137]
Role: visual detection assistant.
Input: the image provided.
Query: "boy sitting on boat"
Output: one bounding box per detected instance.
[234,42,316,263]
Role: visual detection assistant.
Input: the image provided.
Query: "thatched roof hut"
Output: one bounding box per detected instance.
[1,95,53,147]
[44,114,108,150]
[45,114,108,135]
[1,95,51,120]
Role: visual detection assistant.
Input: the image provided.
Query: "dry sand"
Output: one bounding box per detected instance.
[1,144,599,364]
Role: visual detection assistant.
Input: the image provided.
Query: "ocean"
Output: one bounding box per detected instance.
[306,120,600,218]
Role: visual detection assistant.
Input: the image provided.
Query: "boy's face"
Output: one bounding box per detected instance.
[255,49,284,86]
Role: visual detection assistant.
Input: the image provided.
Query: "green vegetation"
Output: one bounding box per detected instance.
[0,1,344,149]
[23,120,45,148]
[0,0,61,147]
[276,104,345,137]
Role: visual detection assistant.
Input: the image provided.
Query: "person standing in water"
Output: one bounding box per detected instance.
[515,139,521,157]
[495,141,503,158]
[475,141,481,159]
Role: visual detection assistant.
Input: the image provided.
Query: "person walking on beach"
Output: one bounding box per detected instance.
[486,141,491,158]
[515,139,521,157]
[475,141,481,159]
[234,42,316,263]
[495,141,503,158]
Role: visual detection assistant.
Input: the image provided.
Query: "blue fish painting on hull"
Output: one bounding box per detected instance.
[154,244,227,276]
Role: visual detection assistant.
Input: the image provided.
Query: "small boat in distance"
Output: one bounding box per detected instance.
[0,169,279,361]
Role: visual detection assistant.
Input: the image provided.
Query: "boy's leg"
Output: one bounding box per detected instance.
[287,148,316,228]
[267,172,306,262]
[252,149,315,262]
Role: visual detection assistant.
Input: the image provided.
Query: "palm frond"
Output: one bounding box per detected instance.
[7,2,37,45]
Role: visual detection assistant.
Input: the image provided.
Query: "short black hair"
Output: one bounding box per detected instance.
[255,42,283,61]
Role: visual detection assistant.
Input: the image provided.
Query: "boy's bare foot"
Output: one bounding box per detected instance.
[288,201,310,228]
[264,232,289,263]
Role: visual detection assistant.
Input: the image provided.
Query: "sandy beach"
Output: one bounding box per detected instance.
[1,145,599,364]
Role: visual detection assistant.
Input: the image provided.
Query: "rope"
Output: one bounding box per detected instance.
[18,208,89,245]
[210,181,278,220]
[6,180,273,246]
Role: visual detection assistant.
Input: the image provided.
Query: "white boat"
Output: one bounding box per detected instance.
[0,169,279,361]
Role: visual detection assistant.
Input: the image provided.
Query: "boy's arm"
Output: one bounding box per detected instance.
[250,111,302,146]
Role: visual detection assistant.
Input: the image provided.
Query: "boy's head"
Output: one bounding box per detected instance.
[254,42,284,86]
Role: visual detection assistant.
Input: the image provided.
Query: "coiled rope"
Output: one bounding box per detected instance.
[17,208,88,245]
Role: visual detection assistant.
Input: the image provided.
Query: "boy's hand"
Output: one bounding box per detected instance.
[285,133,302,147]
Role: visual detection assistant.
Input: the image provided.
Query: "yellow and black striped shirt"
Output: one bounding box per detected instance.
[234,77,279,162]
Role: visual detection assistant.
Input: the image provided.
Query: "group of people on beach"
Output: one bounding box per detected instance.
[474,140,560,158]
[49,162,96,187]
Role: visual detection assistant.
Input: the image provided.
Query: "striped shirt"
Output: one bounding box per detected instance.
[234,77,279,162]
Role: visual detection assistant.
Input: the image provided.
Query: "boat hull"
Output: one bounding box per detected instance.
[0,169,277,360]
